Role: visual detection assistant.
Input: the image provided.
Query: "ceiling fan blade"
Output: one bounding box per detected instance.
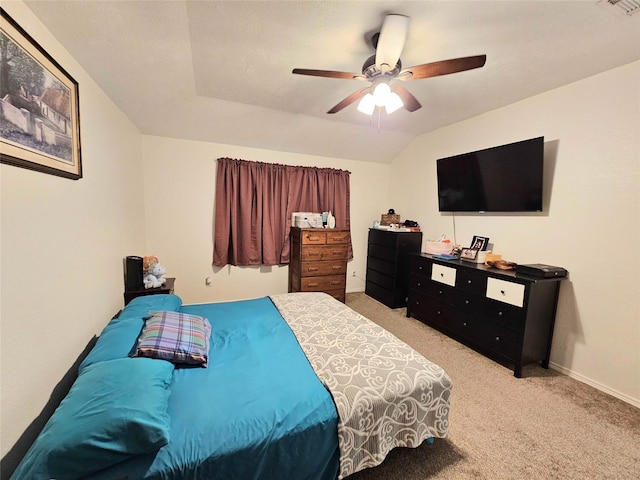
[400,55,487,81]
[392,84,422,112]
[292,68,362,80]
[327,87,370,114]
[375,14,409,73]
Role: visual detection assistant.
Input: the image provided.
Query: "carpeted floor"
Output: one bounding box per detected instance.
[343,292,640,480]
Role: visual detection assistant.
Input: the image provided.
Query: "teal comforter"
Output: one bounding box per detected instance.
[100,297,340,480]
[14,295,339,480]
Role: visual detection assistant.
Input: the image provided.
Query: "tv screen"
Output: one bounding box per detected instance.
[437,136,544,212]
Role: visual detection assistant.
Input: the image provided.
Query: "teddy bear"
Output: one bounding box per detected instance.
[142,255,167,289]
[143,255,158,274]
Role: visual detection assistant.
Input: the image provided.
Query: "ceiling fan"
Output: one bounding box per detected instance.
[292,14,486,115]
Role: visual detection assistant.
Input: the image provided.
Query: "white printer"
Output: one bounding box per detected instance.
[292,212,323,228]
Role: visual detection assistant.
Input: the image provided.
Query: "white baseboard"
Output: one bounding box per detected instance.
[549,362,640,409]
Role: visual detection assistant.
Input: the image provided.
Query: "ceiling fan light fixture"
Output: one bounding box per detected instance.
[357,93,376,115]
[385,92,404,114]
[373,82,391,107]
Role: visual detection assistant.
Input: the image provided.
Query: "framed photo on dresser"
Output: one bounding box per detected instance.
[470,235,489,251]
[460,248,480,261]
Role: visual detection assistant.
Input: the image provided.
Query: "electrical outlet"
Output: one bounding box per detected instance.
[205,277,212,287]
[352,270,356,277]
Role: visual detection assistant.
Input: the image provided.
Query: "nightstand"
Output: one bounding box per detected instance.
[123,278,175,305]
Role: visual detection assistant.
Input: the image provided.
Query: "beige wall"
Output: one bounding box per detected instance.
[0,1,146,465]
[141,136,390,304]
[388,61,640,406]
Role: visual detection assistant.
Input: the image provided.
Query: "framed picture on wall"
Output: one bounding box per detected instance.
[0,8,82,179]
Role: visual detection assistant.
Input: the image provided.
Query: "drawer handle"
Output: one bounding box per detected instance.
[440,273,444,277]
[500,290,506,295]
[463,322,467,327]
[498,311,503,317]
[308,267,319,272]
[417,282,422,287]
[439,290,443,295]
[308,236,321,241]
[309,252,320,256]
[467,280,472,284]
[495,336,501,342]
[333,251,343,256]
[419,266,423,270]
[330,281,340,286]
[331,265,341,270]
[416,301,420,305]
[437,310,441,315]
[308,283,319,287]
[465,300,470,305]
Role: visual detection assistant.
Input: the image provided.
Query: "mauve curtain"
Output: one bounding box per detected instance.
[213,158,351,267]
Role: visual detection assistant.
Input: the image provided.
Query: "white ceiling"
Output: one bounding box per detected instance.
[24,0,640,163]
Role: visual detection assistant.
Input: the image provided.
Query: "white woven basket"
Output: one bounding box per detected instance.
[424,241,454,255]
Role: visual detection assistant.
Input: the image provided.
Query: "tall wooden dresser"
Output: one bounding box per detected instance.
[289,227,350,303]
[365,228,423,308]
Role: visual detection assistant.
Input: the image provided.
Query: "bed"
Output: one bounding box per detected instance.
[12,292,451,480]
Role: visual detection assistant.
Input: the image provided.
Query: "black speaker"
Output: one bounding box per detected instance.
[124,256,144,291]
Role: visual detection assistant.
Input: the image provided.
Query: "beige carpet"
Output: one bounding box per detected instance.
[343,292,640,480]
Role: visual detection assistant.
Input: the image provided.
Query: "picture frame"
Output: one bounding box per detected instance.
[460,248,480,261]
[470,235,489,251]
[1,8,82,179]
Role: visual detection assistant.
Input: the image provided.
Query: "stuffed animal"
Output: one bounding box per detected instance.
[142,255,167,289]
[143,255,159,275]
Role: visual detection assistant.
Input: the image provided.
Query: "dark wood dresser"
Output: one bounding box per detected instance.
[124,278,175,306]
[289,227,350,303]
[365,228,422,308]
[407,254,565,377]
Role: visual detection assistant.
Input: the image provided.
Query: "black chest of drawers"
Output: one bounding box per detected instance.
[407,254,565,377]
[365,229,422,308]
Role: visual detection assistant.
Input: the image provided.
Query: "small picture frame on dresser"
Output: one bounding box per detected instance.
[470,236,489,251]
[460,248,480,261]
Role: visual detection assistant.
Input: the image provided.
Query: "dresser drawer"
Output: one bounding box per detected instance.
[366,281,398,309]
[411,257,431,278]
[368,228,399,247]
[366,268,395,290]
[431,263,457,287]
[409,273,429,291]
[474,320,519,360]
[407,290,453,329]
[456,269,486,295]
[301,275,346,291]
[301,245,348,261]
[326,230,351,244]
[301,230,327,245]
[367,256,396,276]
[367,243,397,263]
[452,291,486,316]
[423,279,457,305]
[300,261,346,277]
[486,278,525,307]
[480,298,525,328]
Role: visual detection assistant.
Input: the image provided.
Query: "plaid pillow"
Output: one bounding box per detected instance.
[134,311,211,367]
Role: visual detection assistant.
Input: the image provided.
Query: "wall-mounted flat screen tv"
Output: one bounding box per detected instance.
[437,136,544,212]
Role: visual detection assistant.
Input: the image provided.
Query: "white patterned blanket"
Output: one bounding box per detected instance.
[269,292,452,479]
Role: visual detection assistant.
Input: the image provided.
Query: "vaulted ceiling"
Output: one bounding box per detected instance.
[24,0,640,163]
